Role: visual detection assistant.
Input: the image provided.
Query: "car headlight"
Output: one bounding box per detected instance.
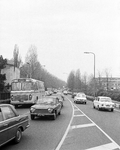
[48,108,53,113]
[30,107,36,113]
[29,94,32,100]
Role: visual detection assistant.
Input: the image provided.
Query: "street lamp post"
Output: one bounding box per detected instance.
[84,52,96,98]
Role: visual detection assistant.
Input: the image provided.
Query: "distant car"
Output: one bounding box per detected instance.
[71,92,77,98]
[63,91,68,95]
[0,104,30,147]
[30,96,62,120]
[93,96,114,111]
[52,94,64,108]
[74,93,87,104]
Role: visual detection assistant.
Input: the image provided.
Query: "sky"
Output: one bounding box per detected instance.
[0,0,120,81]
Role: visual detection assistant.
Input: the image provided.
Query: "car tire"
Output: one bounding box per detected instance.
[111,108,114,112]
[14,128,22,144]
[93,104,95,109]
[85,102,86,104]
[31,115,35,120]
[98,106,100,111]
[58,111,61,115]
[52,112,57,120]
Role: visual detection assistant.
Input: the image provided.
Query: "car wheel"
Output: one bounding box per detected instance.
[111,108,114,112]
[93,104,95,109]
[14,128,22,144]
[85,102,86,104]
[52,112,57,120]
[58,111,61,115]
[98,106,100,111]
[31,115,35,120]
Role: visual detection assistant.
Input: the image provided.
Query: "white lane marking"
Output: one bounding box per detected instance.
[75,105,120,149]
[70,123,95,129]
[86,142,119,150]
[55,97,74,150]
[74,114,84,117]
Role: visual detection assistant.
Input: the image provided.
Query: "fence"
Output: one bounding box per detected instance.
[0,92,10,104]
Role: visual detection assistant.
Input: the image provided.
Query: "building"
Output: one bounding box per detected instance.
[95,77,120,91]
[1,59,20,85]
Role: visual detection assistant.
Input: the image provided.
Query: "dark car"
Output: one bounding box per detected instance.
[30,96,62,120]
[52,94,64,108]
[0,104,30,147]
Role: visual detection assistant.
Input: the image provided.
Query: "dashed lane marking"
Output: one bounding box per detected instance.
[74,114,84,117]
[86,142,119,150]
[70,123,95,129]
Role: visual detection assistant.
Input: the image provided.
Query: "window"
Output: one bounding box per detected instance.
[1,106,16,120]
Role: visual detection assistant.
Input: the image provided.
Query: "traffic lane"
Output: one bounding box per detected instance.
[58,98,119,150]
[1,99,72,150]
[71,98,120,146]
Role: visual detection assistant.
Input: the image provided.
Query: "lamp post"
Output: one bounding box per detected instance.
[84,52,96,98]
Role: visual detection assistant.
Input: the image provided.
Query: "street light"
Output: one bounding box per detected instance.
[84,52,96,98]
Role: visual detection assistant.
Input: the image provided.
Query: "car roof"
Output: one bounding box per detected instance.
[97,96,111,98]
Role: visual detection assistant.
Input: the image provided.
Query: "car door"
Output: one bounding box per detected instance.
[1,106,19,141]
[0,107,10,146]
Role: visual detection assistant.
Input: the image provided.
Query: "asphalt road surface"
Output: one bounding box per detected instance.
[1,97,72,150]
[1,95,120,150]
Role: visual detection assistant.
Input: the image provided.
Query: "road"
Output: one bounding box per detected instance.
[1,95,120,150]
[57,95,120,150]
[1,97,72,150]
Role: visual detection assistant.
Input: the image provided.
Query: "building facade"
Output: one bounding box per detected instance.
[1,60,20,85]
[95,77,120,91]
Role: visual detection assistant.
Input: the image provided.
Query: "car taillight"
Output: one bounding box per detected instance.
[29,94,32,100]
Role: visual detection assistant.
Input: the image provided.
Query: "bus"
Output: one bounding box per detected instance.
[10,78,45,107]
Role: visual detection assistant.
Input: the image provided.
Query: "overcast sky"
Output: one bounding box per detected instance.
[0,0,120,81]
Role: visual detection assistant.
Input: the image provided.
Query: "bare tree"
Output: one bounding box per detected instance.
[13,44,22,70]
[25,45,39,78]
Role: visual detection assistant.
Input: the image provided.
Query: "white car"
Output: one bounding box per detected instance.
[74,93,87,104]
[63,90,68,95]
[93,96,114,111]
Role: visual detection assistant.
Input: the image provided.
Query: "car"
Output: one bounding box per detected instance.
[71,92,77,98]
[52,94,64,108]
[63,90,68,95]
[93,96,114,111]
[74,92,87,104]
[30,96,62,120]
[0,104,30,147]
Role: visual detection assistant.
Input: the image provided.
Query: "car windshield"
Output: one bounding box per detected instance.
[37,98,55,105]
[100,98,112,102]
[77,93,86,97]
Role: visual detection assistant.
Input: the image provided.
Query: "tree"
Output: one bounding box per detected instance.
[13,44,22,70]
[0,55,7,92]
[25,45,39,78]
[67,70,75,91]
